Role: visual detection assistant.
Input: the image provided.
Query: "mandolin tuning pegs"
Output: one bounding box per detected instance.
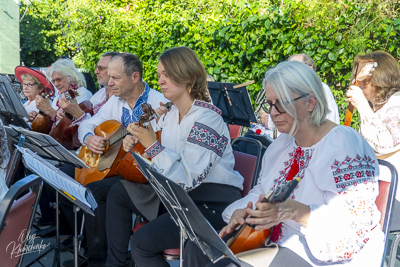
[373,62,378,67]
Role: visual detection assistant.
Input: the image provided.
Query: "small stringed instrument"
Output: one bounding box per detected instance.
[116,102,174,182]
[227,177,301,254]
[343,60,378,127]
[75,102,172,185]
[50,89,93,150]
[31,86,55,134]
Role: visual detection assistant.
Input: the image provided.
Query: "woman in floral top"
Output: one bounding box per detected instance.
[184,61,384,266]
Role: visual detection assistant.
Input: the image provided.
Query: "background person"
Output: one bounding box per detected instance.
[14,66,54,125]
[346,50,400,229]
[184,60,384,267]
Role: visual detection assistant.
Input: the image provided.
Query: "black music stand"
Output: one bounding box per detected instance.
[132,152,245,267]
[6,128,91,267]
[208,81,257,127]
[0,75,31,129]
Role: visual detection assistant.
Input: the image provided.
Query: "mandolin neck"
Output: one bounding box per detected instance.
[108,128,129,147]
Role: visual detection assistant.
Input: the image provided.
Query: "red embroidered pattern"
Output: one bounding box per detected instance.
[331,154,376,190]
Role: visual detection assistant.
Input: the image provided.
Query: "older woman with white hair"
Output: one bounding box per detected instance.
[35,58,92,125]
[184,60,384,266]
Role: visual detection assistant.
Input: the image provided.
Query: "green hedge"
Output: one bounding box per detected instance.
[20,0,400,127]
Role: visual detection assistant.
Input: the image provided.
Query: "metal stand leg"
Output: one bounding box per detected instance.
[73,205,81,267]
[388,233,400,267]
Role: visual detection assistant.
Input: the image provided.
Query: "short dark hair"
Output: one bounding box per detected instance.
[110,53,143,79]
[101,51,119,58]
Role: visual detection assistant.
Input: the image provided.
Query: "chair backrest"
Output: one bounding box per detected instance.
[233,150,258,197]
[0,174,42,267]
[232,137,263,189]
[375,159,398,266]
[228,124,242,140]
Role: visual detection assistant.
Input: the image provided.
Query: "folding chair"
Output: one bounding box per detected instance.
[376,159,400,267]
[0,174,43,267]
[232,136,264,188]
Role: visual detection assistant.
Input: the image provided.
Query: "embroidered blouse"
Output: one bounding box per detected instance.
[223,126,384,266]
[359,92,400,156]
[144,100,244,192]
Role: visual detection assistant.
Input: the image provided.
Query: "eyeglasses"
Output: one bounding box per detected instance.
[95,65,108,71]
[261,95,309,114]
[22,82,37,88]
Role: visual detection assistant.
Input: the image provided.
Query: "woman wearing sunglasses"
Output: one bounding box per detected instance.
[184,60,384,267]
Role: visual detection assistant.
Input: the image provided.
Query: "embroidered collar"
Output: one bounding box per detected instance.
[120,82,151,127]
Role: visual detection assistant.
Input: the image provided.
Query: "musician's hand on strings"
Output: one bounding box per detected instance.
[85,135,106,154]
[127,122,157,148]
[345,85,371,113]
[245,196,310,230]
[36,95,56,117]
[219,201,253,239]
[27,111,37,121]
[56,108,65,121]
[59,95,84,119]
[122,135,139,152]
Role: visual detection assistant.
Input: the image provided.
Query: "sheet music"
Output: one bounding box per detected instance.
[17,146,97,213]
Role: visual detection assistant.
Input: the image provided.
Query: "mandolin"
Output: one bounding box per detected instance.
[116,102,174,182]
[50,89,93,150]
[75,102,172,185]
[343,60,378,127]
[31,86,55,134]
[227,177,301,254]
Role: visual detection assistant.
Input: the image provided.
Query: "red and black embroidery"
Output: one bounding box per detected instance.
[332,154,376,190]
[187,122,228,157]
[193,100,222,116]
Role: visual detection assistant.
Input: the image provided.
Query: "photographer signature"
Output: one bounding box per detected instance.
[6,229,51,258]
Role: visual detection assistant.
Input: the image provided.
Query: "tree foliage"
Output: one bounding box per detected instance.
[20,0,400,126]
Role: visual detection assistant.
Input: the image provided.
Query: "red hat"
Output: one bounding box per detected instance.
[14,66,55,97]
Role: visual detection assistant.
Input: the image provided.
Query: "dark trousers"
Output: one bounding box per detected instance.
[85,176,123,267]
[183,241,312,267]
[112,183,241,267]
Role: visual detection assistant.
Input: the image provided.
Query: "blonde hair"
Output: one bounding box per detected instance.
[47,58,86,87]
[159,47,210,102]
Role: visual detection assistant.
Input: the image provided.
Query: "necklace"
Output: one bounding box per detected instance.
[179,104,192,121]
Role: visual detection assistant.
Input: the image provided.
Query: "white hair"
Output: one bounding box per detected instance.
[47,58,86,87]
[262,61,328,135]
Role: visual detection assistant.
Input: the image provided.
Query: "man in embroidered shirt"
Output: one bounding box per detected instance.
[76,52,167,266]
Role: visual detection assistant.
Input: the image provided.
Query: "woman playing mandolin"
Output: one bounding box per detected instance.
[346,50,400,229]
[14,66,55,127]
[184,61,384,266]
[104,46,244,267]
[36,58,93,133]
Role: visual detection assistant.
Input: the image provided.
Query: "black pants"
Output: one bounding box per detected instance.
[107,182,241,267]
[84,176,122,267]
[183,240,312,267]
